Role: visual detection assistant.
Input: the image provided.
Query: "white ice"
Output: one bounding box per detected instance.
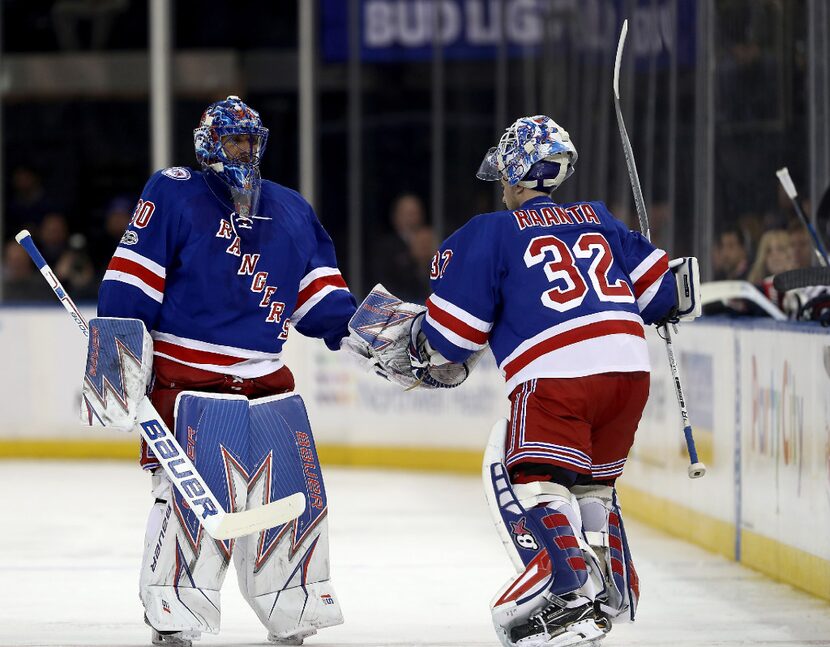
[1,461,829,647]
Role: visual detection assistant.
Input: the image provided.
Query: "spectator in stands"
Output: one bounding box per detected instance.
[7,166,55,237]
[406,224,437,300]
[787,220,814,270]
[89,196,134,269]
[748,229,794,285]
[1,240,52,301]
[55,233,98,301]
[713,226,750,281]
[748,229,795,308]
[37,212,71,267]
[372,192,432,302]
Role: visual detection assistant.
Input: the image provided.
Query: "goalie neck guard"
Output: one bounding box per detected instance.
[193,95,269,218]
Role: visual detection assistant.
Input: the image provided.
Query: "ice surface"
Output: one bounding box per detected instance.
[1,461,828,647]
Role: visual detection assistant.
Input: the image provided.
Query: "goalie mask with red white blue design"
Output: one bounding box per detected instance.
[193,95,269,217]
[476,115,577,192]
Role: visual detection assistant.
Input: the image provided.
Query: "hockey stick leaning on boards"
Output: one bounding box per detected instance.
[775,167,829,268]
[613,20,706,479]
[15,229,306,538]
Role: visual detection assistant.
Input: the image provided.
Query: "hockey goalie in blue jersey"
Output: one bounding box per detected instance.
[84,96,354,646]
[346,115,700,647]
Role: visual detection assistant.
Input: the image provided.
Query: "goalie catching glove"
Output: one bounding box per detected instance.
[343,284,484,389]
[80,317,154,430]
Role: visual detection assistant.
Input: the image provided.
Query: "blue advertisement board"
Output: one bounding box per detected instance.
[321,0,696,66]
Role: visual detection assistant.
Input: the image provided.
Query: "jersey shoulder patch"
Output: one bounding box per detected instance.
[161,167,192,181]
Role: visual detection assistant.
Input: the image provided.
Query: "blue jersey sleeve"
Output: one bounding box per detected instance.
[97,172,184,331]
[605,209,677,325]
[422,216,501,363]
[290,209,356,350]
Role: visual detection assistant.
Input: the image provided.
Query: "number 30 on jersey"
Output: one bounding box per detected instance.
[524,233,634,311]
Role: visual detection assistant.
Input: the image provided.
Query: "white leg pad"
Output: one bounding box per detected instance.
[246,580,344,641]
[142,585,221,634]
[139,471,231,635]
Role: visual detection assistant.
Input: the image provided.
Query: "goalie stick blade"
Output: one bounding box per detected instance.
[203,492,306,540]
[773,267,830,292]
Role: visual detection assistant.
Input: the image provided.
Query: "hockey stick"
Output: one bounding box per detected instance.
[614,20,705,480]
[773,267,830,293]
[776,167,829,267]
[15,229,306,539]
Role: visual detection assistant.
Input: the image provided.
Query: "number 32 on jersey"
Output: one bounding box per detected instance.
[524,233,634,311]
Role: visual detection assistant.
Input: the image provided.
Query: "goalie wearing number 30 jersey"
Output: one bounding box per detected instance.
[91,96,353,647]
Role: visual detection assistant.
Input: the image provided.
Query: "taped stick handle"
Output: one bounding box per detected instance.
[16,229,89,336]
[776,167,829,267]
[775,167,797,200]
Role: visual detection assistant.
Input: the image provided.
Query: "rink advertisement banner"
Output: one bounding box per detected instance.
[0,306,509,451]
[321,0,696,65]
[737,324,830,563]
[624,321,737,553]
[3,307,830,600]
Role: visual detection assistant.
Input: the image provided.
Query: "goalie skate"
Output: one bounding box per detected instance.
[508,596,608,647]
[267,628,316,645]
[149,626,200,647]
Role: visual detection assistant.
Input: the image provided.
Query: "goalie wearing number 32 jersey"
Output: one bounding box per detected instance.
[423,116,679,647]
[423,197,674,392]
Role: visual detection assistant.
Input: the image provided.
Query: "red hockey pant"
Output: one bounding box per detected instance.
[506,372,650,483]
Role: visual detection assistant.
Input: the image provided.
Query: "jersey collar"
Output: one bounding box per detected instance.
[520,195,555,209]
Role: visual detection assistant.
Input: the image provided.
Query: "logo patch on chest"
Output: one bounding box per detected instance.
[162,167,192,181]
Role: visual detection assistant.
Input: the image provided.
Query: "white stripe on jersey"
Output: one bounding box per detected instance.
[112,247,167,277]
[427,294,493,332]
[291,284,346,324]
[503,334,650,394]
[424,312,488,352]
[298,266,341,291]
[499,311,644,370]
[152,331,283,360]
[102,270,164,303]
[636,275,664,312]
[629,248,665,284]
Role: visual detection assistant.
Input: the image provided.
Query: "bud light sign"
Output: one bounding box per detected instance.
[321,0,694,64]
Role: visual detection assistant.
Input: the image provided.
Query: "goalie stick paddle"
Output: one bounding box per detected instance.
[15,229,306,539]
[613,21,706,480]
[773,267,830,293]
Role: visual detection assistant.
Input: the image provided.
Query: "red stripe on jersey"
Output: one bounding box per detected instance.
[153,340,245,367]
[426,300,489,345]
[632,254,668,297]
[295,273,348,310]
[504,320,645,381]
[108,257,166,293]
